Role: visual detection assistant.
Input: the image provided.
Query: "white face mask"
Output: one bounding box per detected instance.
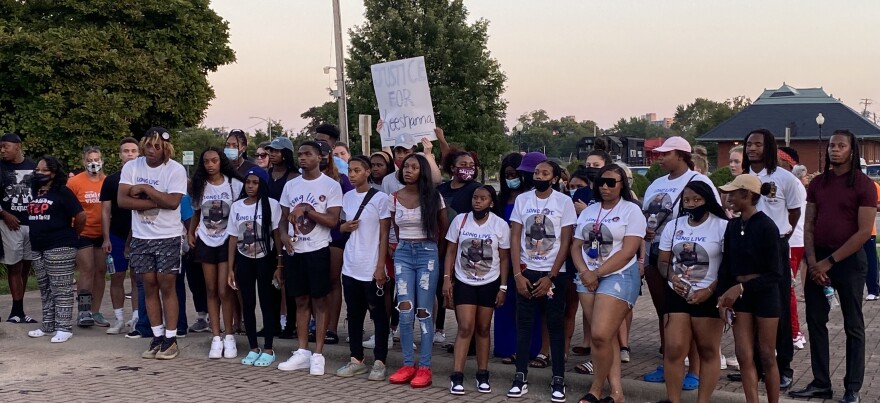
[86,161,103,174]
[224,147,240,160]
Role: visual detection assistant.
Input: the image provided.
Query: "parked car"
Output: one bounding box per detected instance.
[630,166,650,177]
[866,164,880,180]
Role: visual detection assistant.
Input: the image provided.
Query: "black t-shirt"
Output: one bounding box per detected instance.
[437,180,482,221]
[0,158,37,223]
[99,171,132,239]
[28,187,83,252]
[235,159,257,180]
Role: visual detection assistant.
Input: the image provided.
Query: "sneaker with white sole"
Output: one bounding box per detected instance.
[223,335,238,358]
[684,357,690,367]
[107,320,126,335]
[362,334,394,349]
[449,371,465,395]
[391,328,400,342]
[310,354,325,375]
[793,332,806,350]
[476,369,491,393]
[620,347,631,363]
[336,357,368,377]
[125,330,143,339]
[368,360,386,381]
[549,376,565,403]
[433,331,446,344]
[278,349,312,371]
[208,336,223,359]
[720,354,728,370]
[507,371,528,398]
[92,312,110,327]
[189,318,210,333]
[866,294,878,301]
[726,355,740,370]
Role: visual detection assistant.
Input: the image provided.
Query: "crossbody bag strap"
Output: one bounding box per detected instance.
[351,188,379,221]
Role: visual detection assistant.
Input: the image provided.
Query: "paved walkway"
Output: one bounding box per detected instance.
[0,275,876,402]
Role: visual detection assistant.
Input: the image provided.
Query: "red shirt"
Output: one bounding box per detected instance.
[807,170,877,249]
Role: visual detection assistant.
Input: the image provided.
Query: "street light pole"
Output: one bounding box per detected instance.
[249,116,273,138]
[331,0,349,145]
[816,113,825,171]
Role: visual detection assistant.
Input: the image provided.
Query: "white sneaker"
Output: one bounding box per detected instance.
[209,336,223,359]
[278,349,312,371]
[51,331,73,343]
[362,335,376,349]
[280,314,287,328]
[223,335,238,358]
[726,355,740,370]
[107,320,126,335]
[684,357,689,367]
[310,354,325,375]
[433,331,446,344]
[867,294,878,301]
[793,332,806,350]
[720,354,728,370]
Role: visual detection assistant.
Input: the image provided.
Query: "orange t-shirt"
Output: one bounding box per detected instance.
[67,172,105,238]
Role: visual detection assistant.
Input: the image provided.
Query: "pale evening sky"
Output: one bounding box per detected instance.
[202,0,880,135]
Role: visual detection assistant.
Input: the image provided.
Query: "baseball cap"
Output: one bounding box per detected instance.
[0,133,22,143]
[653,136,692,153]
[719,174,762,195]
[392,133,417,150]
[144,126,171,142]
[245,167,270,185]
[266,137,294,152]
[517,152,548,173]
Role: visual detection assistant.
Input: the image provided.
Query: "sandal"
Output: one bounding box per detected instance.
[254,351,276,367]
[7,315,37,324]
[682,372,700,391]
[529,353,549,368]
[578,393,600,403]
[501,354,516,365]
[574,360,594,375]
[571,346,591,356]
[643,365,665,383]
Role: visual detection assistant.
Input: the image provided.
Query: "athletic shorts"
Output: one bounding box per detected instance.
[76,236,103,250]
[453,277,501,308]
[664,283,719,318]
[193,238,229,264]
[732,284,780,318]
[129,237,183,275]
[0,222,34,265]
[108,233,129,273]
[284,247,331,298]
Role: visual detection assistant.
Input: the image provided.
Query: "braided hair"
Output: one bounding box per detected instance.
[823,129,861,187]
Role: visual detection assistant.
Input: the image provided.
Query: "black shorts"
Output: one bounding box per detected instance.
[329,237,346,250]
[193,238,229,264]
[453,277,501,308]
[129,237,182,275]
[664,283,719,318]
[284,247,331,298]
[76,236,103,249]
[732,284,780,318]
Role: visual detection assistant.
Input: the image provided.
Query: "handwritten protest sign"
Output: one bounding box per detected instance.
[371,56,436,147]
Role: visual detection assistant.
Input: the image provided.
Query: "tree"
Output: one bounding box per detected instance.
[609,117,673,139]
[513,109,602,160]
[336,0,508,173]
[0,0,235,168]
[672,96,751,141]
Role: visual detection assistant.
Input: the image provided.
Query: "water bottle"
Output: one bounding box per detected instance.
[647,213,658,231]
[106,254,116,274]
[824,286,839,309]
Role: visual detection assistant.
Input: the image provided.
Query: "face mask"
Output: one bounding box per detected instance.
[32,173,51,186]
[534,179,552,192]
[569,189,577,197]
[472,207,490,220]
[319,159,329,171]
[454,167,476,182]
[86,161,102,174]
[506,178,521,189]
[682,204,708,221]
[224,147,240,160]
[584,167,600,183]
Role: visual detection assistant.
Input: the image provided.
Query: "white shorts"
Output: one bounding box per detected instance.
[0,222,35,265]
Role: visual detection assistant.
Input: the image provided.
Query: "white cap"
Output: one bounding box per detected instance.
[653,136,692,153]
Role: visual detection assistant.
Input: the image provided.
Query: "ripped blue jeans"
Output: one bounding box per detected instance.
[394,240,440,367]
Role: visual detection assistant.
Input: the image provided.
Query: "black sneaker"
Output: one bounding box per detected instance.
[324,330,339,344]
[507,372,528,398]
[142,336,164,359]
[125,330,143,339]
[476,369,491,393]
[278,326,296,339]
[550,376,565,403]
[449,371,465,395]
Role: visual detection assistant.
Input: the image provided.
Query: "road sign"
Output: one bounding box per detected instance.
[182,150,194,165]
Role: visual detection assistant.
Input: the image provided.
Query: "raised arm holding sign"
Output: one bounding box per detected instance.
[371,56,437,148]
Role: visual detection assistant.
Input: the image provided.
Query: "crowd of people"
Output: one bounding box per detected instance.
[1,122,876,403]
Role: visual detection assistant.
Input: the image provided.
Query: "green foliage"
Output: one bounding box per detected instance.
[609,117,673,139]
[513,110,600,160]
[311,0,509,173]
[709,166,735,187]
[565,160,583,176]
[0,0,235,169]
[631,173,650,198]
[673,96,751,143]
[645,162,664,182]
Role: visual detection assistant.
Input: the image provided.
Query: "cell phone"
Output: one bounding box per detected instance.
[573,187,592,205]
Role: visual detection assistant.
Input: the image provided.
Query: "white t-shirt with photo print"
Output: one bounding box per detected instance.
[659,214,726,290]
[510,190,577,272]
[194,177,243,247]
[227,198,281,259]
[575,200,646,276]
[749,167,806,236]
[279,173,343,254]
[342,189,391,281]
[120,157,188,240]
[446,212,511,286]
[642,170,720,245]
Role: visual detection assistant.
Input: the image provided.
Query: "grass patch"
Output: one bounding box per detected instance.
[0,264,44,295]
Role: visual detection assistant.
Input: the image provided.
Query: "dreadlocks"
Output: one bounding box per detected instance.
[741,128,778,175]
[823,129,861,187]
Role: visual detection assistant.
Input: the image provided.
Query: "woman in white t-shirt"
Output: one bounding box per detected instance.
[572,164,646,403]
[442,185,510,395]
[656,181,727,403]
[187,147,243,359]
[226,168,281,367]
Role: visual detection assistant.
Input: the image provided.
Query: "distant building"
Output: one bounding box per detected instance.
[577,135,646,166]
[698,84,880,172]
[644,113,673,128]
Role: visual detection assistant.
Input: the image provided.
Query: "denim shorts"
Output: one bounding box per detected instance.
[574,260,640,307]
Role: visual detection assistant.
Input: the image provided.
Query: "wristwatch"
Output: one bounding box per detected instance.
[499,285,508,292]
[827,255,837,265]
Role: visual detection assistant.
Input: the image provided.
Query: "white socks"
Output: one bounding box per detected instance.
[114,308,124,321]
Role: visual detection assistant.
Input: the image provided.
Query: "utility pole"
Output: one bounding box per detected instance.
[332,0,349,144]
[860,98,873,117]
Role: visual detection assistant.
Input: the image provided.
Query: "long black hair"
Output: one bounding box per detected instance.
[591,164,636,204]
[742,128,778,175]
[238,171,275,258]
[192,146,241,206]
[823,129,861,187]
[498,152,523,205]
[276,147,297,174]
[677,181,727,221]
[397,154,441,240]
[32,156,68,194]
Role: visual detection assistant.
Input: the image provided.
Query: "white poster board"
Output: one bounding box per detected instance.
[182,150,194,166]
[371,56,436,147]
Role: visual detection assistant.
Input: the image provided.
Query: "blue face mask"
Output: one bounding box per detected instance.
[224,147,239,160]
[506,178,521,189]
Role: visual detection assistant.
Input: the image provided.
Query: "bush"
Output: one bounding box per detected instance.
[645,162,664,182]
[710,166,735,187]
[631,173,650,199]
[566,160,583,176]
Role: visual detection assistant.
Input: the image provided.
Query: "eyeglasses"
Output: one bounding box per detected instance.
[255,153,269,159]
[597,177,621,188]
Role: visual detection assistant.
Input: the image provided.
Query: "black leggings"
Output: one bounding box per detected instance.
[343,275,389,362]
[235,255,278,350]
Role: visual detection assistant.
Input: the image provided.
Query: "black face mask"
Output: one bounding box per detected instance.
[472,207,490,220]
[319,159,329,171]
[534,179,552,192]
[32,173,51,186]
[682,204,708,221]
[584,167,600,183]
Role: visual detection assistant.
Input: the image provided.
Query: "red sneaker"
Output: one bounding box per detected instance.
[410,367,432,388]
[389,365,417,384]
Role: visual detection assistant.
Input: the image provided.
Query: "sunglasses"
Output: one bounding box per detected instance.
[597,177,621,188]
[255,153,269,159]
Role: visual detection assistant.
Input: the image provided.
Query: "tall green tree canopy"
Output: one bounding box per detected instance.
[325,0,508,171]
[671,96,751,140]
[0,0,235,167]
